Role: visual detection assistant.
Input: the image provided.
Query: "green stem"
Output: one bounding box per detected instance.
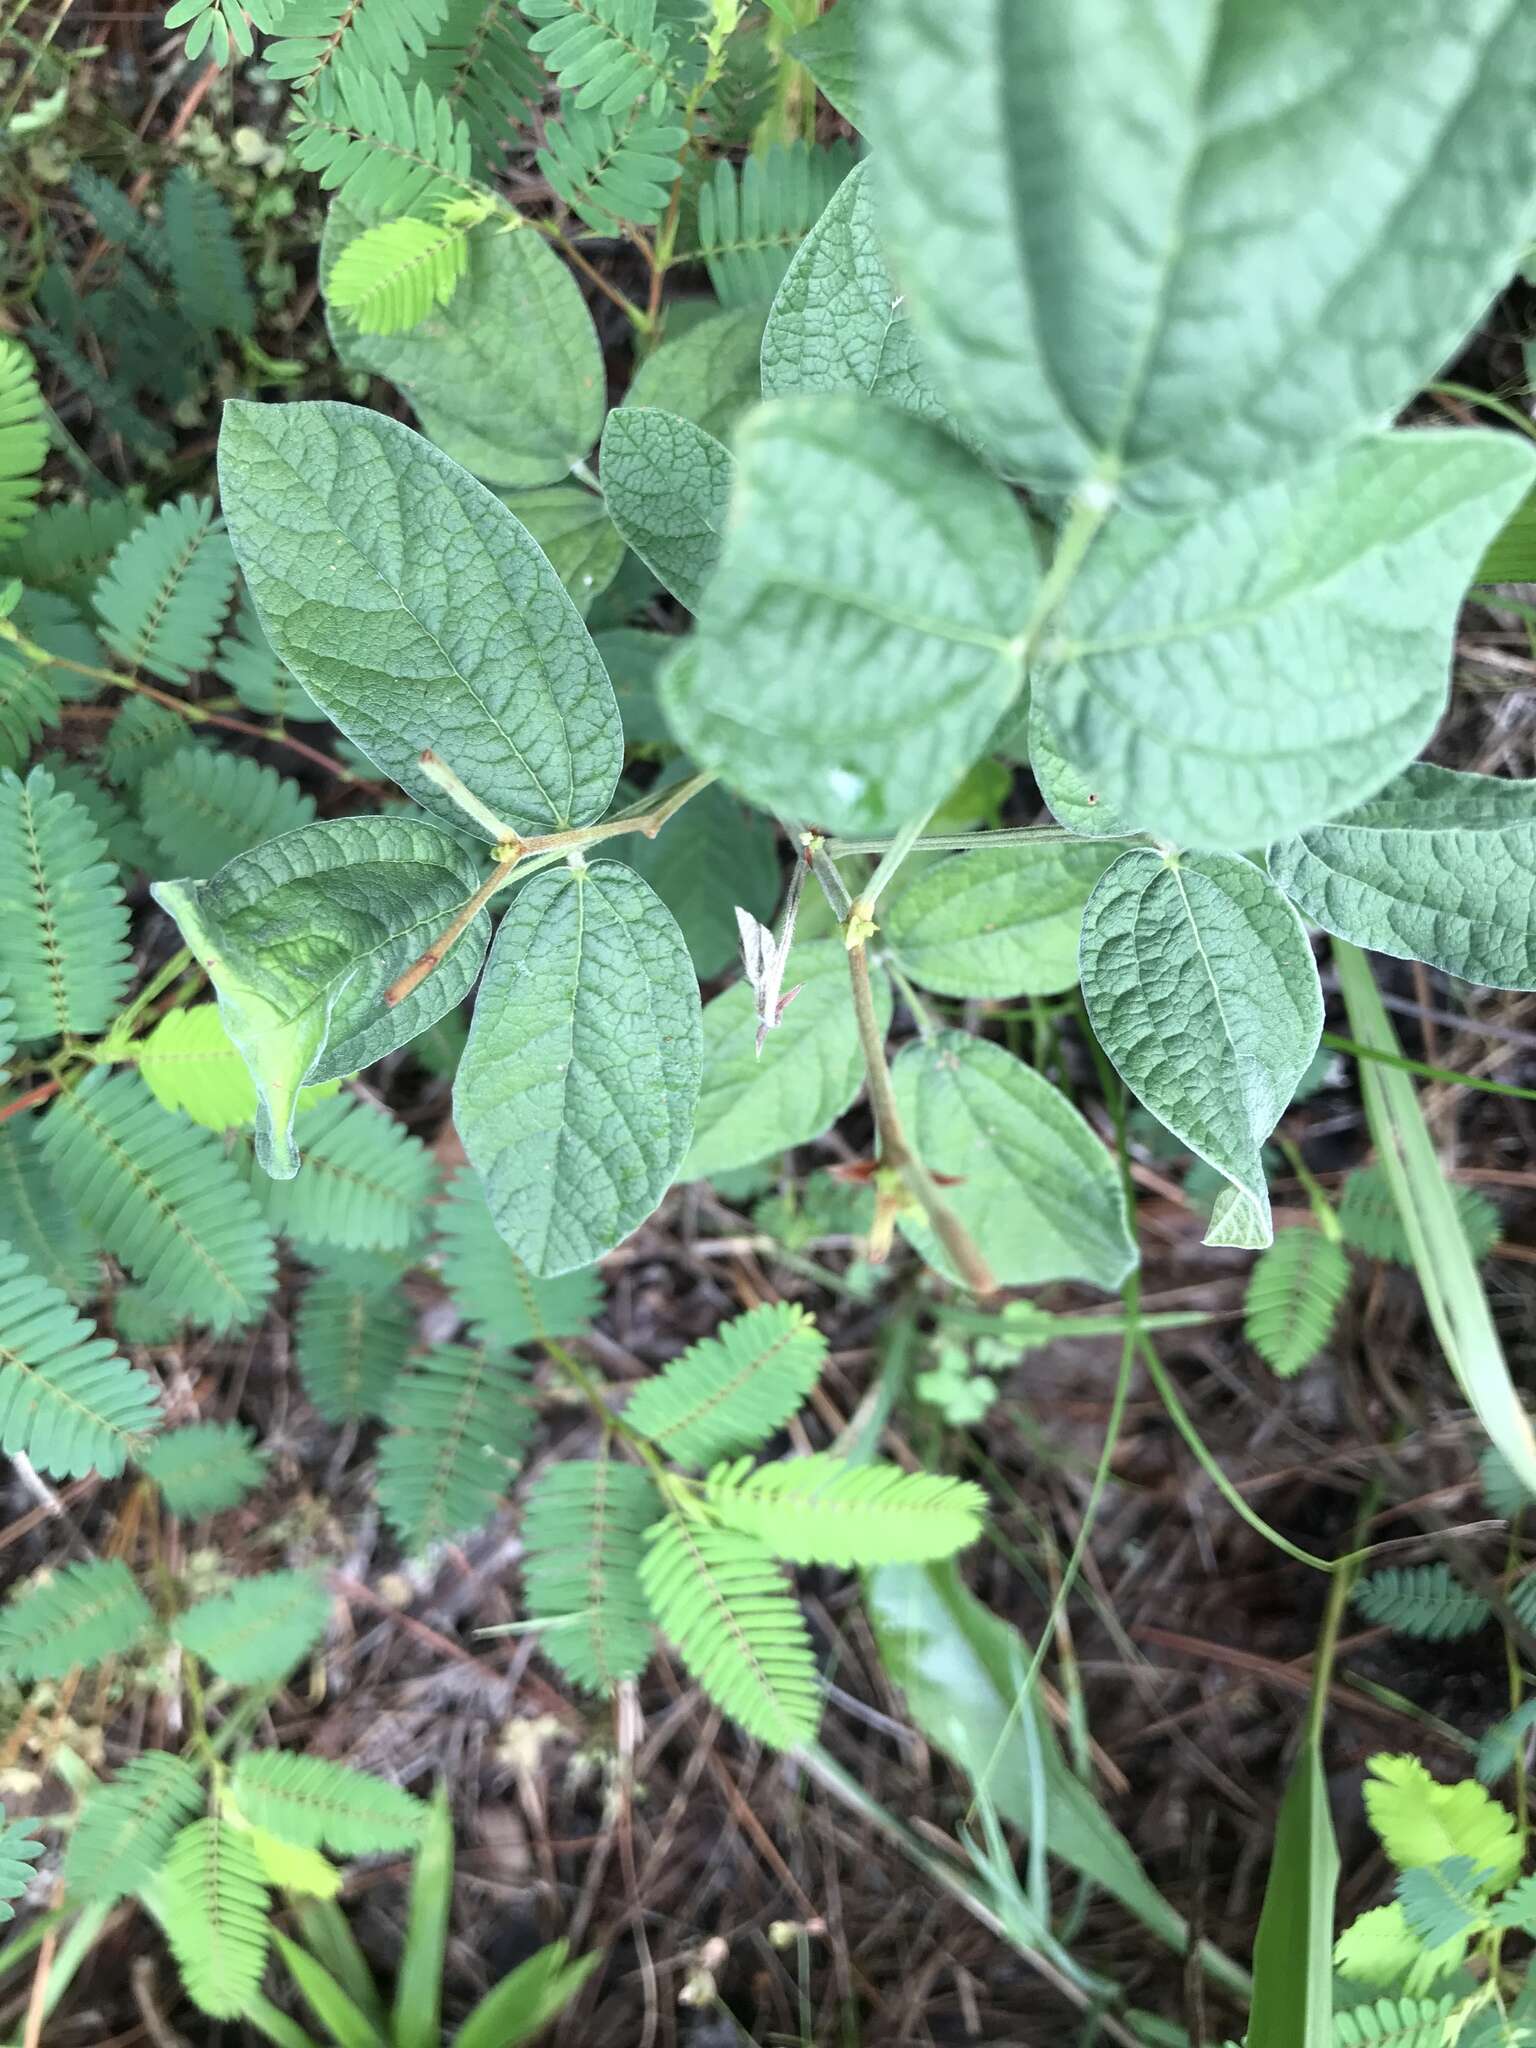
[1323,1030,1536,1106]
[827,824,1140,858]
[849,804,935,922]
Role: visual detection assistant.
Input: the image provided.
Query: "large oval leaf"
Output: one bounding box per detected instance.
[883,841,1117,997]
[153,816,491,1178]
[1078,849,1322,1249]
[666,395,1036,833]
[322,206,604,487]
[218,400,622,840]
[1268,763,1536,990]
[866,0,1536,508]
[599,408,732,614]
[1036,433,1534,850]
[455,860,701,1275]
[889,1031,1135,1289]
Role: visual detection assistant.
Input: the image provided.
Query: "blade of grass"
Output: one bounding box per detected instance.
[1334,942,1536,1495]
[392,1783,452,2048]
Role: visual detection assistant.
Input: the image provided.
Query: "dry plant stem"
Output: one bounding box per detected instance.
[846,938,997,1297]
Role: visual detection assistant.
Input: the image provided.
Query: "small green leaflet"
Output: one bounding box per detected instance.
[883,841,1118,998]
[497,485,623,618]
[890,1031,1136,1290]
[1036,433,1535,850]
[217,401,622,840]
[455,861,701,1275]
[627,306,764,441]
[154,815,492,1178]
[1079,850,1322,1249]
[666,395,1036,834]
[866,0,1536,507]
[172,1568,331,1686]
[322,206,605,488]
[1268,763,1536,990]
[761,162,958,438]
[600,407,732,613]
[682,937,889,1180]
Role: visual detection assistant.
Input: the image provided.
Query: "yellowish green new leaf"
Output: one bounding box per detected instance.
[703,1454,985,1567]
[327,212,472,336]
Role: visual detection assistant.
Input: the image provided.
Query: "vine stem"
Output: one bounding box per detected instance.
[826,823,1141,858]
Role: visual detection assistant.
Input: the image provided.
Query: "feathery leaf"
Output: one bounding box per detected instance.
[266,0,449,86]
[537,96,685,232]
[624,1303,826,1468]
[521,1455,658,1691]
[91,495,238,684]
[172,1569,332,1685]
[693,141,855,307]
[0,1239,161,1479]
[0,646,60,773]
[0,1819,42,1923]
[3,496,145,601]
[251,1096,435,1253]
[141,1421,267,1516]
[100,697,190,790]
[139,746,316,877]
[231,1751,426,1855]
[639,1514,820,1748]
[520,0,687,116]
[291,69,477,219]
[1243,1227,1350,1378]
[702,1454,986,1568]
[377,1343,534,1551]
[326,208,474,334]
[64,1752,204,1904]
[409,0,541,164]
[163,0,284,64]
[1329,1996,1463,2048]
[1363,1753,1520,1889]
[39,1072,278,1332]
[69,166,171,274]
[0,338,47,544]
[0,1558,155,1679]
[0,766,132,1040]
[1353,1564,1490,1642]
[158,1815,271,2019]
[0,1122,97,1301]
[436,1168,599,1343]
[162,167,255,338]
[295,1266,413,1422]
[1340,1162,1501,1268]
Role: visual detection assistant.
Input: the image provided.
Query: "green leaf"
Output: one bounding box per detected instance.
[141,1421,267,1517]
[1243,1229,1350,1379]
[1038,433,1534,849]
[785,0,863,128]
[128,1003,340,1134]
[0,338,46,544]
[270,1930,379,2042]
[600,407,731,612]
[1079,850,1322,1249]
[393,1783,451,2048]
[1363,1753,1520,1889]
[639,1514,821,1748]
[162,166,253,339]
[217,401,622,838]
[39,1073,277,1333]
[620,776,780,978]
[153,815,492,1179]
[231,1752,426,1857]
[0,765,132,1041]
[593,627,673,745]
[694,141,855,310]
[703,1454,985,1567]
[1339,1162,1502,1270]
[252,1096,435,1253]
[138,748,316,879]
[761,161,956,436]
[1247,1741,1337,2048]
[64,1753,203,1904]
[1476,1700,1536,1784]
[377,1344,533,1552]
[455,861,700,1276]
[91,494,238,684]
[294,1267,413,1423]
[889,1031,1136,1289]
[884,841,1117,998]
[1353,1563,1490,1642]
[628,306,764,441]
[865,0,1536,507]
[435,1168,601,1341]
[496,485,623,619]
[172,1569,332,1686]
[326,212,471,336]
[521,1455,659,1692]
[1269,764,1536,989]
[0,1557,155,1679]
[667,396,1035,833]
[451,1939,599,2048]
[625,1301,827,1468]
[1332,1903,1426,1991]
[0,1122,96,1302]
[681,938,888,1180]
[864,1562,1209,1966]
[0,1238,161,1479]
[0,1819,41,1923]
[158,1815,270,2020]
[323,206,604,487]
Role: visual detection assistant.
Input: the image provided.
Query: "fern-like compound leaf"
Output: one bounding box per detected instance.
[162,167,256,338]
[702,1455,986,1569]
[0,1240,161,1479]
[436,1168,600,1343]
[409,0,541,165]
[4,496,145,600]
[265,0,449,86]
[291,69,477,219]
[0,338,46,543]
[139,746,316,877]
[1363,1753,1520,1890]
[141,1421,267,1517]
[64,1752,204,1903]
[1339,1162,1502,1268]
[129,1002,339,1133]
[91,495,238,684]
[163,0,283,64]
[172,1568,332,1685]
[639,1514,820,1748]
[69,166,172,275]
[1242,1227,1350,1378]
[0,1819,42,1922]
[214,589,324,722]
[252,1096,435,1253]
[1352,1564,1491,1642]
[625,1303,827,1469]
[33,753,156,880]
[0,645,59,774]
[100,697,189,790]
[158,1814,271,2019]
[325,210,473,334]
[521,1456,658,1691]
[1329,1997,1463,2048]
[693,141,854,307]
[521,0,683,116]
[377,1344,534,1552]
[39,1072,278,1333]
[0,1123,96,1301]
[1395,1854,1493,1949]
[0,767,133,1040]
[230,1750,426,1855]
[0,1558,155,1680]
[295,1267,413,1422]
[537,97,686,232]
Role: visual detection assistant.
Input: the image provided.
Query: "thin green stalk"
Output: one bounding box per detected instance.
[1322,1030,1536,1105]
[827,823,1140,858]
[849,804,936,923]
